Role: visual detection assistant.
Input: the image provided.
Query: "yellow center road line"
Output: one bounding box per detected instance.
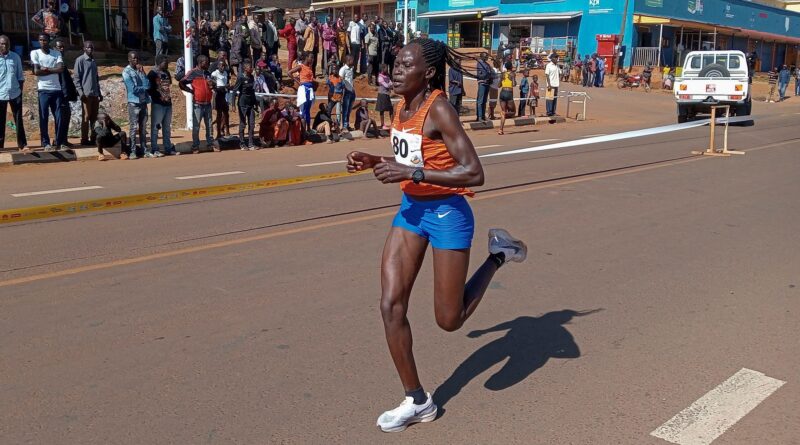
[0,140,791,288]
[0,170,368,224]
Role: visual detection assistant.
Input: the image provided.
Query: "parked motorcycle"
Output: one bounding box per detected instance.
[617,72,651,92]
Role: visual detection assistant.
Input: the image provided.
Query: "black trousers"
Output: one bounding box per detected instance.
[0,95,27,149]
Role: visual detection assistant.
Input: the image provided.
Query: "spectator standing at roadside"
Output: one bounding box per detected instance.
[587,54,596,88]
[475,52,493,122]
[248,13,264,62]
[573,55,582,86]
[180,55,218,153]
[778,64,790,101]
[518,69,529,117]
[365,23,380,85]
[32,0,60,41]
[0,35,28,152]
[230,60,258,150]
[544,53,560,117]
[595,55,605,87]
[147,55,175,156]
[327,63,343,126]
[265,12,280,60]
[376,64,393,129]
[795,65,800,96]
[348,13,363,74]
[288,52,316,128]
[295,10,308,61]
[279,18,298,70]
[74,41,103,147]
[339,54,355,131]
[230,10,251,75]
[336,15,348,64]
[54,39,78,149]
[303,18,319,77]
[121,51,151,159]
[153,6,170,57]
[321,16,337,74]
[31,33,65,151]
[448,60,463,115]
[766,67,778,102]
[199,11,213,57]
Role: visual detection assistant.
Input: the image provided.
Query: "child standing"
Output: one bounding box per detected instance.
[518,69,530,117]
[376,64,394,130]
[211,58,231,139]
[326,63,343,128]
[529,74,540,116]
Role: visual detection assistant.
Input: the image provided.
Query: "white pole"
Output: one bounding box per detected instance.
[403,0,408,44]
[656,23,663,67]
[713,26,717,49]
[103,0,109,41]
[183,0,193,129]
[25,0,30,53]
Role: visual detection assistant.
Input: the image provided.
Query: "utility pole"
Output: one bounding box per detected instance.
[183,0,193,129]
[613,0,631,76]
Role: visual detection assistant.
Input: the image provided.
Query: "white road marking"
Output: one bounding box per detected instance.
[482,116,751,159]
[528,138,562,143]
[582,133,608,138]
[475,144,503,149]
[296,160,348,167]
[650,368,786,445]
[11,186,104,197]
[175,171,246,180]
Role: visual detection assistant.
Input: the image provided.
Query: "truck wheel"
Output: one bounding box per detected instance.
[698,63,730,78]
[677,105,689,123]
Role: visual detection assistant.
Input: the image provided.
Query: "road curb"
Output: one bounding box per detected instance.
[463,115,567,131]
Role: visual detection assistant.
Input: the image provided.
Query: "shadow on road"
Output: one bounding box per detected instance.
[433,309,602,413]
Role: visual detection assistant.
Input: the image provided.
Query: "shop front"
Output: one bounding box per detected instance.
[417,7,497,48]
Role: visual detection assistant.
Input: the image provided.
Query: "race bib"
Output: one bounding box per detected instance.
[390,128,424,167]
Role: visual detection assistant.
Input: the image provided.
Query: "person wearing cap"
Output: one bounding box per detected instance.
[544,53,560,117]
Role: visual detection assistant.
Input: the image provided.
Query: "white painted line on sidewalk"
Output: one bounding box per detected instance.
[11,186,104,197]
[528,138,562,143]
[651,368,786,445]
[476,144,503,149]
[175,171,246,180]
[297,160,348,167]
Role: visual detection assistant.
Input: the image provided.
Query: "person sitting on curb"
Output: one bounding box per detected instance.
[94,110,127,161]
[259,98,282,148]
[354,99,379,138]
[313,102,337,144]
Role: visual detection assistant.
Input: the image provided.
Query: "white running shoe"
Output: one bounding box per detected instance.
[488,228,528,264]
[376,393,437,433]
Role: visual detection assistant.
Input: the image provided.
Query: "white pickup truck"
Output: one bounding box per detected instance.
[673,50,751,123]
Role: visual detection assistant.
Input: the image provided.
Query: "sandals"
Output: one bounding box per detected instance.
[497,130,504,135]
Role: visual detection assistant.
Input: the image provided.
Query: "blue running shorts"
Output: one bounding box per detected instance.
[392,193,475,250]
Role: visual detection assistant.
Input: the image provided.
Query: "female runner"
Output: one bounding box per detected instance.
[345,38,528,433]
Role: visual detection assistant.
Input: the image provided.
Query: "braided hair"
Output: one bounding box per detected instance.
[407,38,487,98]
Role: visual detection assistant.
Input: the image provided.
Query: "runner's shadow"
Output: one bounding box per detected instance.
[433,309,601,413]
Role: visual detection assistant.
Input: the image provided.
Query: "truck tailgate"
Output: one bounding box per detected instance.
[675,78,748,102]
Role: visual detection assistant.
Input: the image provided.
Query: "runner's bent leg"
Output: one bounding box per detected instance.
[432,248,499,332]
[380,227,429,392]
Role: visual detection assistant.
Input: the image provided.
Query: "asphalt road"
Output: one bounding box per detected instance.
[1,93,799,444]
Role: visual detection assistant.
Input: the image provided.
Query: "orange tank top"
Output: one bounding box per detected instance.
[390,89,474,197]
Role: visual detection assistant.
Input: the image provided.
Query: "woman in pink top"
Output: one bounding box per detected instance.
[321,16,338,72]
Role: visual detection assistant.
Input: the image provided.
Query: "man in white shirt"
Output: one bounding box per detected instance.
[339,55,355,131]
[544,53,560,117]
[31,33,65,151]
[347,13,363,74]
